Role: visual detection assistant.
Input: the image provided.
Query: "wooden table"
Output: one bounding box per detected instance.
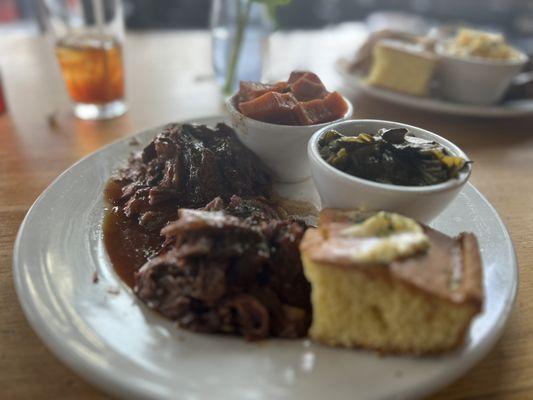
[1,29,533,400]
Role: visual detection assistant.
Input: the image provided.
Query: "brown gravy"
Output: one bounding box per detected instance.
[103,209,163,288]
[103,180,318,289]
[103,181,164,288]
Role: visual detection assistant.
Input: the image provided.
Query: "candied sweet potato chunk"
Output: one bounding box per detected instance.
[288,71,322,84]
[239,92,300,125]
[298,92,348,125]
[290,73,329,101]
[291,77,328,101]
[296,99,330,125]
[294,104,314,125]
[236,71,347,125]
[287,71,305,83]
[238,81,289,102]
[324,91,349,118]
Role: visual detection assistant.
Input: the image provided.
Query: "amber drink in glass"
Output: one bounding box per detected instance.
[42,0,126,120]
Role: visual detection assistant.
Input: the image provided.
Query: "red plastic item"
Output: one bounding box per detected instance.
[0,73,6,115]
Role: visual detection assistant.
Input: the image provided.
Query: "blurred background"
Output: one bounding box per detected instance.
[1,0,533,124]
[1,0,533,52]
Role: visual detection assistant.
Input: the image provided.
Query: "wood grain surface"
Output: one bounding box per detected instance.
[1,29,532,400]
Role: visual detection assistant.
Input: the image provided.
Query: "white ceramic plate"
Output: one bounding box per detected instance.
[337,61,533,118]
[14,116,517,400]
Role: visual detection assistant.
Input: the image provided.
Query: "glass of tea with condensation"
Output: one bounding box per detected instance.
[41,0,127,120]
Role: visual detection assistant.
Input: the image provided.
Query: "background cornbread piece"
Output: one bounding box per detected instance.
[350,29,435,76]
[366,40,437,96]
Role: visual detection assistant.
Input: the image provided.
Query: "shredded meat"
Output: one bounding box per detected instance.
[107,123,273,232]
[134,196,311,340]
[106,123,312,341]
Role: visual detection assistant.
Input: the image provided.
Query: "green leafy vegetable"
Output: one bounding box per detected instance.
[318,128,470,186]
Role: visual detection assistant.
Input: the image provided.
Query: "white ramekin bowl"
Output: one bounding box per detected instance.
[226,94,353,183]
[308,119,472,223]
[436,42,528,105]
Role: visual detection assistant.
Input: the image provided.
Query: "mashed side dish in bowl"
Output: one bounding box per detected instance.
[436,29,528,105]
[444,28,523,61]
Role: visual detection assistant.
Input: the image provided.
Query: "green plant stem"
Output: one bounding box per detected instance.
[223,0,252,95]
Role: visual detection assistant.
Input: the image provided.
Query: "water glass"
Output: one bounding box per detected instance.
[210,0,272,94]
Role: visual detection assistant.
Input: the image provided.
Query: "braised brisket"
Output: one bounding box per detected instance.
[106,124,312,340]
[134,196,311,340]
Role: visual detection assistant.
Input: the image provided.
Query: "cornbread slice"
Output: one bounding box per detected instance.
[300,209,483,355]
[366,40,437,96]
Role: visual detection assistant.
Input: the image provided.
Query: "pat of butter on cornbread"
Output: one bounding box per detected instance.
[366,40,437,96]
[300,209,483,355]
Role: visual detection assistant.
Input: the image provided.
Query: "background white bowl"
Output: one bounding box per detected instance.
[308,119,471,223]
[227,94,353,183]
[436,42,528,105]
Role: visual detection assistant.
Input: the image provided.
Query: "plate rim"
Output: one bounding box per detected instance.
[13,117,519,400]
[11,116,222,399]
[336,59,533,118]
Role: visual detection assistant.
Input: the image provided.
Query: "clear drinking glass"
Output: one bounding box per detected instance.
[40,0,127,120]
[210,0,272,94]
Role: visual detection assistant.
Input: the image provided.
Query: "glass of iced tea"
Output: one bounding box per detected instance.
[41,0,126,120]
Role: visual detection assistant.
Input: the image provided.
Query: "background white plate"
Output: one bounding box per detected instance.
[337,61,533,118]
[14,116,517,400]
